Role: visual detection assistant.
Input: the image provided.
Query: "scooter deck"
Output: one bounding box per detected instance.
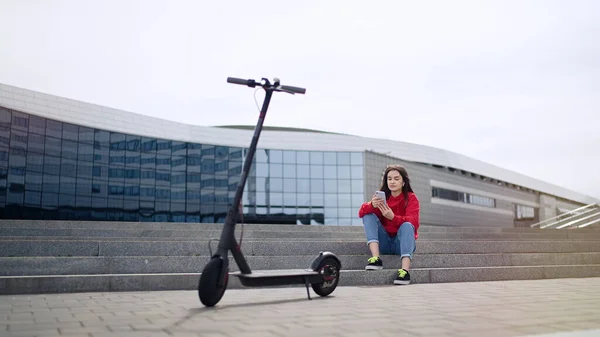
[231,269,322,287]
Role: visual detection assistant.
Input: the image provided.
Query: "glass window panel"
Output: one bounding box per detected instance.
[323,152,336,165]
[43,156,60,175]
[169,141,185,156]
[269,192,283,206]
[351,152,364,166]
[28,115,45,135]
[140,186,155,200]
[283,150,296,164]
[283,193,296,206]
[214,160,227,174]
[42,174,60,193]
[338,179,351,193]
[61,140,78,159]
[44,136,61,157]
[156,155,171,171]
[25,171,43,191]
[254,149,269,163]
[109,149,125,166]
[59,194,76,207]
[310,165,323,179]
[157,139,171,155]
[76,178,93,196]
[125,150,140,167]
[11,111,29,131]
[26,153,44,173]
[351,166,364,180]
[297,193,310,206]
[187,143,201,157]
[0,106,10,125]
[45,120,62,139]
[268,150,282,163]
[310,151,323,165]
[6,190,24,205]
[94,130,110,148]
[77,143,94,162]
[309,179,323,193]
[270,164,283,178]
[337,166,351,179]
[283,164,296,178]
[283,178,296,193]
[324,194,337,207]
[324,180,337,193]
[76,195,92,208]
[27,133,44,153]
[140,152,155,169]
[215,146,228,159]
[59,176,76,195]
[108,133,125,150]
[9,148,26,170]
[200,158,214,174]
[41,192,59,209]
[62,123,78,141]
[171,156,186,171]
[351,179,364,194]
[0,127,9,147]
[255,163,268,177]
[94,146,109,165]
[296,151,309,165]
[337,152,350,165]
[10,129,28,150]
[0,147,7,166]
[24,190,41,206]
[324,208,337,218]
[295,164,308,179]
[324,166,337,179]
[91,181,108,197]
[186,156,201,173]
[78,126,94,144]
[338,193,352,207]
[141,138,157,152]
[352,193,364,207]
[297,179,310,193]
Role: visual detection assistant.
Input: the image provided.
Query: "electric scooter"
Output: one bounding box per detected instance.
[198,76,342,307]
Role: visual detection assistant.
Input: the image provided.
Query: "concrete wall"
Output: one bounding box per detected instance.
[364,151,542,228]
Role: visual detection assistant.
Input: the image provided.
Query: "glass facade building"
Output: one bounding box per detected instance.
[0,107,366,225]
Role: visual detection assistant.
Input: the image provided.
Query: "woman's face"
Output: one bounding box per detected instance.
[387,169,404,193]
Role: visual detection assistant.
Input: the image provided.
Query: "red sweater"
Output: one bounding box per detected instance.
[358,192,420,240]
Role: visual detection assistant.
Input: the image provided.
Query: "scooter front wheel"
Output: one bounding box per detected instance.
[311,257,341,297]
[198,257,228,307]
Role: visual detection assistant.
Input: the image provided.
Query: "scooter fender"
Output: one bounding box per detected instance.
[310,251,342,271]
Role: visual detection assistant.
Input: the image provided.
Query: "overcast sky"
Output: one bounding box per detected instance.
[1,0,599,200]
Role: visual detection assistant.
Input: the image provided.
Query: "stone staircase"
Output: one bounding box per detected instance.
[1,220,600,295]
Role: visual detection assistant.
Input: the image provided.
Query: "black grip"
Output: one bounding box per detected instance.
[281,85,306,94]
[227,77,250,85]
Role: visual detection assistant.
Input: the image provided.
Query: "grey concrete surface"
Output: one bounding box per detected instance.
[1,277,599,337]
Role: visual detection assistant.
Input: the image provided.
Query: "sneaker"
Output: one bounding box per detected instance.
[365,256,383,270]
[393,269,411,285]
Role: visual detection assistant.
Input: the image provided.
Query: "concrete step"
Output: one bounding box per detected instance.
[2,220,599,233]
[3,252,600,276]
[1,228,599,241]
[2,239,600,257]
[2,264,600,295]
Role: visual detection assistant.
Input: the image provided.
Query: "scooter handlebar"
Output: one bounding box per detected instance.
[280,85,306,95]
[226,76,306,94]
[227,77,255,86]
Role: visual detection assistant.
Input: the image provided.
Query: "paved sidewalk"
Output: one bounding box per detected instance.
[1,277,600,337]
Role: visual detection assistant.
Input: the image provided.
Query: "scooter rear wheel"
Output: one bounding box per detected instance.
[311,257,341,297]
[198,257,228,307]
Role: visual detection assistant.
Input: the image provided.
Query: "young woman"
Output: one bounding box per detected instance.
[357,165,420,285]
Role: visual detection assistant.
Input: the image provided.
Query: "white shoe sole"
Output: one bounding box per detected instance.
[365,265,383,270]
[393,280,410,285]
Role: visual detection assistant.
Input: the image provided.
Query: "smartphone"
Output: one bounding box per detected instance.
[375,191,386,204]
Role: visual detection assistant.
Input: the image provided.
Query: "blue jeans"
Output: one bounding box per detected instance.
[362,213,416,259]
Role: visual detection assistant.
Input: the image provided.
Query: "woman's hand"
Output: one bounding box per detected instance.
[378,204,395,220]
[370,194,384,208]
